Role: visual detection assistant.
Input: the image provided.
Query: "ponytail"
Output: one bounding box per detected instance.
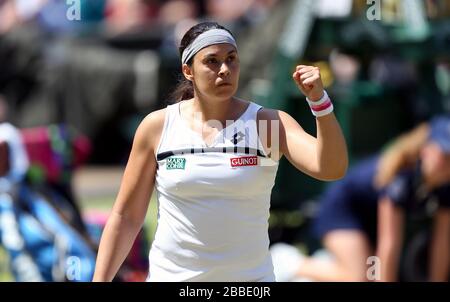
[168,76,194,103]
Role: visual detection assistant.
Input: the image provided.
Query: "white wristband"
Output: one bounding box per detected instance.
[306,90,334,117]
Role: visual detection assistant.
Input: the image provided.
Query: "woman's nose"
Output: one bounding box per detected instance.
[218,63,230,77]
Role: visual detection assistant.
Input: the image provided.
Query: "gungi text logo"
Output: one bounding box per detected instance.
[230,156,258,167]
[66,0,81,21]
[167,158,186,170]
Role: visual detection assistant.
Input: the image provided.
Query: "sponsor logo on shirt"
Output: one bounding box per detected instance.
[232,131,245,145]
[167,157,186,170]
[230,156,258,167]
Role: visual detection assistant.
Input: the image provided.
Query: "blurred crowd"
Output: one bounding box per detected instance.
[0,0,279,38]
[0,0,280,163]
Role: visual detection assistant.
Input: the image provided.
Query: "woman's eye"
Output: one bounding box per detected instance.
[206,58,218,64]
[227,56,236,62]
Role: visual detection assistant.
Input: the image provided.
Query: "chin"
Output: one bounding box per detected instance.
[217,91,234,98]
[217,86,237,96]
[210,92,233,101]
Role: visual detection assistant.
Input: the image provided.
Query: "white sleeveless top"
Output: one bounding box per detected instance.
[147,100,279,282]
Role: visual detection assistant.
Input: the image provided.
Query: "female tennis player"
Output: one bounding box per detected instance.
[93,21,348,282]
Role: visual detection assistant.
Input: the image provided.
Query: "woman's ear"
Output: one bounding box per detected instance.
[182,64,194,81]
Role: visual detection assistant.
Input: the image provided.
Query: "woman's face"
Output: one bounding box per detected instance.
[421,142,450,187]
[184,43,240,101]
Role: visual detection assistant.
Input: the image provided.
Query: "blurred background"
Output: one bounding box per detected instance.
[0,0,449,282]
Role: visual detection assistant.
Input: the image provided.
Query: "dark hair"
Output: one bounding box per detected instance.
[168,22,234,103]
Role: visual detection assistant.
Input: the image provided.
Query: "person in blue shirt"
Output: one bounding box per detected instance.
[271,115,450,282]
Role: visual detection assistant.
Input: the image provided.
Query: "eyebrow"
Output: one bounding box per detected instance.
[203,50,237,58]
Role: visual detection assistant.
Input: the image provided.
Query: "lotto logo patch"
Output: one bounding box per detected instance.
[230,156,258,167]
[167,157,186,170]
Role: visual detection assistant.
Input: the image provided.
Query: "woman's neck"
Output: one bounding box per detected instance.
[190,95,237,125]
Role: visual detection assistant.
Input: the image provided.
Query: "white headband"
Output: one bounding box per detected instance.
[181,29,237,65]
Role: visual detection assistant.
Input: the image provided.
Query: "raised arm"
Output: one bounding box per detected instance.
[92,110,164,282]
[261,65,348,181]
[276,111,348,181]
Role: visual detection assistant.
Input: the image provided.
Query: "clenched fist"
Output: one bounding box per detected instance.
[292,65,325,102]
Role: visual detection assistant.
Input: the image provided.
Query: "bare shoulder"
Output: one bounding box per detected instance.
[142,107,167,129]
[256,107,297,127]
[135,108,167,152]
[256,107,279,121]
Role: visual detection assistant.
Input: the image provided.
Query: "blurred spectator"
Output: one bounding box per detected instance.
[204,0,279,31]
[158,0,199,27]
[271,115,450,282]
[0,123,29,190]
[0,0,47,34]
[206,0,255,24]
[0,122,96,281]
[329,49,361,86]
[157,0,201,58]
[369,54,429,123]
[0,0,89,35]
[104,0,159,35]
[38,0,106,34]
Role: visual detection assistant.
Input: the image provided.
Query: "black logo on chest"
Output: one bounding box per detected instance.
[232,131,245,145]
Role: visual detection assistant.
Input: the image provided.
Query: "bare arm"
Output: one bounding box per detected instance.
[92,110,164,282]
[270,65,348,181]
[376,197,405,282]
[374,123,429,189]
[429,208,450,281]
[267,110,346,181]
